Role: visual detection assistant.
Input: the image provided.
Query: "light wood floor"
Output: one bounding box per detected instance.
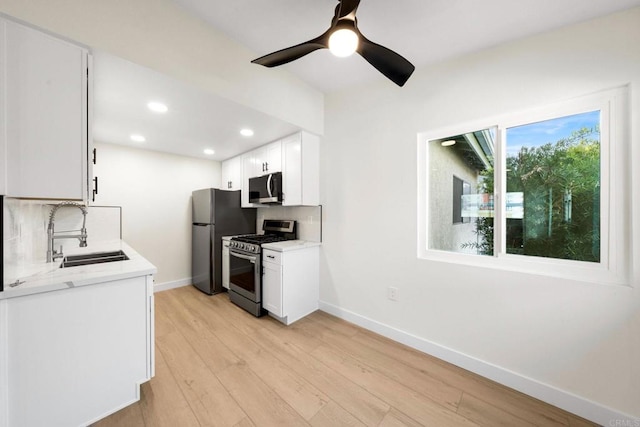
[94,286,597,427]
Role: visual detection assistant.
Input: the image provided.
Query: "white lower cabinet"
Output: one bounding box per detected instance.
[0,275,154,427]
[262,253,283,316]
[261,245,319,325]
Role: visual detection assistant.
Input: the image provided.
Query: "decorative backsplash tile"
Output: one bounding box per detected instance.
[3,198,122,286]
[256,205,322,242]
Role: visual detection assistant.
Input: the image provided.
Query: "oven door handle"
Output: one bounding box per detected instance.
[230,251,257,263]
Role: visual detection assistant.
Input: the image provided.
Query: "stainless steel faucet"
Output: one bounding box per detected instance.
[46,201,88,262]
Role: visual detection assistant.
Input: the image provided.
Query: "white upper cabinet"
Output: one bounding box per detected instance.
[241,151,257,208]
[282,131,320,206]
[221,155,242,191]
[1,18,89,200]
[263,140,282,174]
[234,131,319,208]
[245,140,282,179]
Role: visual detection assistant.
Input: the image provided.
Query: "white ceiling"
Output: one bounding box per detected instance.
[172,0,640,93]
[92,52,299,162]
[93,0,640,161]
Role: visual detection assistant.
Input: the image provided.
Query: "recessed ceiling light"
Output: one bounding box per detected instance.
[203,149,215,155]
[240,128,254,137]
[130,134,146,143]
[147,102,168,113]
[441,140,456,147]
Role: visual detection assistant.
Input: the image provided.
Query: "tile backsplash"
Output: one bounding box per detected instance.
[256,205,322,242]
[3,198,121,286]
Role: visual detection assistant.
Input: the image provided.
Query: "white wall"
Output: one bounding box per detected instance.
[93,142,220,287]
[0,0,324,135]
[321,8,640,423]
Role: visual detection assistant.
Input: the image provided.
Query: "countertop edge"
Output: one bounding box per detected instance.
[1,240,157,300]
[261,240,322,252]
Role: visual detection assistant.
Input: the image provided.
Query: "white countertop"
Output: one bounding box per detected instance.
[1,240,157,300]
[262,240,322,252]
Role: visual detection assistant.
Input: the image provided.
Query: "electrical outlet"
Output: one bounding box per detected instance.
[388,287,398,301]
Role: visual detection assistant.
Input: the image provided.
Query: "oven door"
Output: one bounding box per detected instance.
[229,249,261,303]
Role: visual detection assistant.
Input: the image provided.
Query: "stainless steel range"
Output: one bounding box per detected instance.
[228,219,296,316]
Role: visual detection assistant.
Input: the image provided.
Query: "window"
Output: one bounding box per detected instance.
[417,88,629,285]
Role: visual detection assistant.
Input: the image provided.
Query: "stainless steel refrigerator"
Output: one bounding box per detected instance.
[192,189,256,295]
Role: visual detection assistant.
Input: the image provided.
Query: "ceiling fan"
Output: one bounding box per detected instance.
[251,0,415,87]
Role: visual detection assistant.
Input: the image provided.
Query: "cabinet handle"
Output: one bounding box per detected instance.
[266,255,275,259]
[92,148,97,165]
[262,162,265,172]
[92,176,98,202]
[265,162,269,171]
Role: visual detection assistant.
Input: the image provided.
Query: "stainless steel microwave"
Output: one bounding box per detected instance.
[248,172,283,204]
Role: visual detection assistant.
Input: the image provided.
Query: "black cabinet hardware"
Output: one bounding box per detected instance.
[92,176,98,202]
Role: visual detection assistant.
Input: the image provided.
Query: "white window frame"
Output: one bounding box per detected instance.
[417,87,630,285]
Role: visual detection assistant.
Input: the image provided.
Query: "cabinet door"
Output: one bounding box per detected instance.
[262,260,283,317]
[4,276,150,427]
[282,132,320,206]
[222,156,242,190]
[0,20,7,195]
[229,156,242,190]
[241,152,257,207]
[4,19,88,200]
[264,140,282,173]
[221,159,233,190]
[282,133,303,206]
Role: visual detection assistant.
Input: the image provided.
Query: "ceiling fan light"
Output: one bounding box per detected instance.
[329,29,359,57]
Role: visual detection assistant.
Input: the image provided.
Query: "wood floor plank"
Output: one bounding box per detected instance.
[457,392,537,427]
[352,328,572,426]
[200,313,330,421]
[260,314,323,354]
[310,309,361,337]
[378,408,424,427]
[217,363,309,427]
[156,329,247,426]
[250,326,390,426]
[138,344,200,427]
[158,289,241,374]
[233,417,256,427]
[308,400,367,427]
[310,344,479,426]
[299,319,463,411]
[91,398,145,427]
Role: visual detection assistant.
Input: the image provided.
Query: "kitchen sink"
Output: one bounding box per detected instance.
[60,250,129,268]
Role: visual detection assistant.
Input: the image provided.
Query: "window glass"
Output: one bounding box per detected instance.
[428,128,496,255]
[505,111,600,262]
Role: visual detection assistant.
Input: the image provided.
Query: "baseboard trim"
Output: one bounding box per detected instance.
[154,278,191,293]
[318,300,637,426]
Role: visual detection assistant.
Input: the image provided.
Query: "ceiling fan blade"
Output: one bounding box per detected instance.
[252,34,329,68]
[337,0,361,21]
[357,34,415,87]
